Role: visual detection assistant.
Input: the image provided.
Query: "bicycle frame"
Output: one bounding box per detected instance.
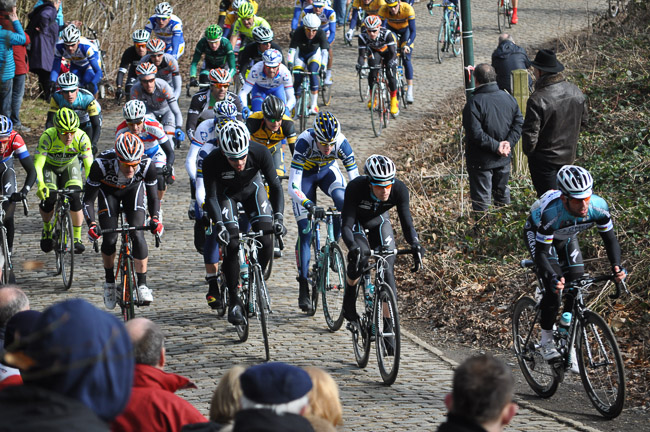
[292,69,319,131]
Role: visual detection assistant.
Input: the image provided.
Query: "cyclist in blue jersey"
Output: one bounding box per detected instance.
[301,0,336,84]
[145,2,185,59]
[238,49,295,115]
[289,112,359,311]
[49,25,103,95]
[523,165,626,364]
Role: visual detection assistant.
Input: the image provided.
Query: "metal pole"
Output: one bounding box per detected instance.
[460,0,475,98]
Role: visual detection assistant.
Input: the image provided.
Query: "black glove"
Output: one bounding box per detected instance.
[273,213,287,237]
[215,222,230,246]
[314,206,326,220]
[162,164,175,185]
[427,0,434,11]
[304,201,316,217]
[411,243,424,273]
[355,63,362,73]
[10,190,26,203]
[114,87,123,101]
[201,213,211,228]
[190,77,199,87]
[347,245,361,273]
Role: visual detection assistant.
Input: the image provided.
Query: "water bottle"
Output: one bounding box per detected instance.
[364,274,374,312]
[557,312,572,353]
[397,65,404,79]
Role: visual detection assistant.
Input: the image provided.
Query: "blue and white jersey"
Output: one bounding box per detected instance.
[301,5,337,43]
[529,190,614,244]
[145,14,185,58]
[243,61,293,91]
[291,0,334,29]
[53,36,99,68]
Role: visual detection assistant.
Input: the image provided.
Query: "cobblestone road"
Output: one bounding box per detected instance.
[13,0,616,430]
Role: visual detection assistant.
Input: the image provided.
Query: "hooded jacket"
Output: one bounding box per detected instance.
[491,40,531,94]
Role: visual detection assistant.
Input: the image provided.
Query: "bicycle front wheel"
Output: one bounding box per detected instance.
[308,238,320,317]
[321,82,332,106]
[235,282,250,342]
[450,15,462,57]
[577,311,626,418]
[263,238,274,281]
[0,229,10,285]
[497,0,507,32]
[323,242,345,331]
[358,73,369,102]
[352,282,371,368]
[437,20,445,64]
[59,211,74,290]
[512,296,559,397]
[253,265,270,361]
[120,254,137,321]
[375,283,401,385]
[370,84,383,137]
[299,91,310,132]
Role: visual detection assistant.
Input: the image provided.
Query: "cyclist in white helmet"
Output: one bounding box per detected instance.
[144,2,185,59]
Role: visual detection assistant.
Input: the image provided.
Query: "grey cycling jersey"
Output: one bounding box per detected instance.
[140,53,182,100]
[130,78,183,127]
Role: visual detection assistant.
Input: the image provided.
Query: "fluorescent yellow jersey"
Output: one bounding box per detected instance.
[378,2,415,31]
[34,128,94,186]
[226,0,259,27]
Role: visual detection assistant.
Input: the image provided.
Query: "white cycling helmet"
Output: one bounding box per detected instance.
[302,13,321,30]
[312,0,327,7]
[231,0,246,11]
[557,165,593,199]
[123,100,147,122]
[220,121,250,158]
[57,72,79,91]
[132,29,151,43]
[155,2,173,17]
[252,26,274,44]
[0,115,13,137]
[61,25,81,44]
[365,154,396,184]
[262,49,282,67]
[213,101,238,121]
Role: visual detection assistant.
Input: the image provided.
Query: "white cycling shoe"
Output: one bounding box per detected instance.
[541,340,561,361]
[137,284,153,306]
[103,282,116,310]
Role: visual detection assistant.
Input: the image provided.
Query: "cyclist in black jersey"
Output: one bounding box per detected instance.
[83,133,163,310]
[341,154,423,322]
[202,121,286,325]
[237,26,284,77]
[115,29,150,102]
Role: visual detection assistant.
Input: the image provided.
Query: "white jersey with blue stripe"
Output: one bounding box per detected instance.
[145,14,183,51]
[54,37,98,68]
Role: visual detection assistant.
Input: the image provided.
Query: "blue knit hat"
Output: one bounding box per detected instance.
[240,362,312,404]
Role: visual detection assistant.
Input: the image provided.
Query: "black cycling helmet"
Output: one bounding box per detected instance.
[262,95,285,120]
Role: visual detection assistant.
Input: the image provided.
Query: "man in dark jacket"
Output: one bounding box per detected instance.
[491,34,531,94]
[462,63,523,213]
[522,49,588,196]
[26,0,62,100]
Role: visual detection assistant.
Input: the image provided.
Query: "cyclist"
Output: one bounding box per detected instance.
[116,100,175,203]
[0,115,37,259]
[221,0,260,38]
[34,107,93,255]
[145,2,185,59]
[83,133,163,309]
[189,25,236,89]
[341,154,423,323]
[511,0,518,24]
[130,62,185,150]
[140,38,182,101]
[238,49,295,115]
[356,15,400,115]
[115,29,151,102]
[237,26,284,79]
[378,0,416,104]
[46,72,102,156]
[49,25,103,96]
[228,2,271,53]
[202,121,286,325]
[300,0,336,85]
[345,0,387,42]
[288,13,330,116]
[289,112,359,311]
[523,165,626,362]
[291,0,312,34]
[246,95,296,176]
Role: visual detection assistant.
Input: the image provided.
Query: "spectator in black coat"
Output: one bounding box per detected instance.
[26,0,62,99]
[491,34,531,95]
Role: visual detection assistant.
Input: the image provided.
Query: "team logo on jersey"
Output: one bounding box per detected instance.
[222,171,235,179]
[200,130,209,141]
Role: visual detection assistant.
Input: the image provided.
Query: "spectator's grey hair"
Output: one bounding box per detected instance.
[131,320,165,366]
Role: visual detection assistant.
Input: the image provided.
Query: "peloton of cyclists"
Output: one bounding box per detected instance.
[140,38,183,101]
[237,26,284,79]
[300,0,336,85]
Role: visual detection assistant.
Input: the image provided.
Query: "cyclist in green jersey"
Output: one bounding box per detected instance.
[189,25,237,88]
[229,2,271,52]
[34,107,94,254]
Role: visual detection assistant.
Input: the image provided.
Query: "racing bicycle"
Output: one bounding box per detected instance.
[0,196,28,285]
[368,65,390,137]
[50,189,79,290]
[429,1,462,63]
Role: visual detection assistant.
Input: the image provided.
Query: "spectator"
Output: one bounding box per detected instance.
[0,298,134,430]
[303,366,343,428]
[0,285,29,350]
[34,0,64,28]
[0,309,41,391]
[491,33,531,95]
[26,0,62,100]
[11,27,30,132]
[0,4,26,117]
[437,354,518,432]
[234,361,315,431]
[462,63,523,213]
[112,317,208,432]
[522,49,588,197]
[305,415,337,432]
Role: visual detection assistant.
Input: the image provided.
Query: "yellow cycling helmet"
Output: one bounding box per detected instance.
[54,107,80,133]
[238,2,255,19]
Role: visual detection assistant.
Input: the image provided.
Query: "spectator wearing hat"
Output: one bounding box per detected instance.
[0,298,134,431]
[112,317,207,432]
[522,49,588,197]
[0,309,41,391]
[235,361,315,432]
[491,34,531,95]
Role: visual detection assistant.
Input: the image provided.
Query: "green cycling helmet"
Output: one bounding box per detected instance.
[54,107,80,133]
[238,2,255,19]
[205,24,223,41]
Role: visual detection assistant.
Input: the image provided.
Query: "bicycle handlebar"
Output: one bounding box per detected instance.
[363,248,412,257]
[94,225,161,248]
[0,195,29,216]
[50,188,82,195]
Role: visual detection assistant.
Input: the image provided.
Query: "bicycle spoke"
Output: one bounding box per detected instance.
[375,283,401,385]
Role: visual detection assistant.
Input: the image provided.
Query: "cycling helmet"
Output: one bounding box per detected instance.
[313,112,340,143]
[209,68,231,84]
[238,2,255,19]
[0,115,13,137]
[262,95,285,120]
[557,165,593,199]
[115,132,145,164]
[54,107,80,133]
[220,121,250,158]
[365,154,396,184]
[312,0,327,7]
[205,24,223,41]
[232,0,246,11]
[154,2,173,18]
[302,13,321,29]
[385,0,399,7]
[61,25,81,44]
[262,49,282,67]
[132,29,151,43]
[57,72,79,91]
[136,62,158,77]
[252,26,274,44]
[123,100,147,122]
[213,101,238,121]
[146,38,166,54]
[364,15,382,30]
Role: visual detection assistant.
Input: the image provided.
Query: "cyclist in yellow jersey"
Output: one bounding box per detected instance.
[345,0,387,41]
[34,107,93,254]
[229,2,271,52]
[378,0,416,103]
[222,0,260,36]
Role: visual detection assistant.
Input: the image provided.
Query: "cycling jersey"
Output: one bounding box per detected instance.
[358,27,398,91]
[222,0,259,28]
[288,27,330,60]
[115,117,174,167]
[232,16,271,46]
[1,131,32,163]
[378,3,416,47]
[350,0,386,29]
[34,128,93,172]
[130,78,183,128]
[117,46,144,87]
[358,27,398,55]
[140,53,182,99]
[186,90,242,141]
[50,37,102,85]
[188,118,223,183]
[238,41,284,72]
[239,61,296,111]
[301,5,337,44]
[48,89,101,124]
[145,14,185,58]
[189,37,236,77]
[246,112,296,150]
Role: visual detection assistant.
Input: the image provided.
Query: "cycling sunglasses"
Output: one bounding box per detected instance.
[370,180,395,188]
[265,117,282,123]
[126,119,145,125]
[135,43,147,48]
[140,77,156,83]
[319,141,336,147]
[211,83,230,88]
[228,154,247,161]
[58,130,76,136]
[569,196,591,204]
[367,29,379,34]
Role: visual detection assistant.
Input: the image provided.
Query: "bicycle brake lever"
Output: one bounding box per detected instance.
[277,234,285,251]
[22,198,29,216]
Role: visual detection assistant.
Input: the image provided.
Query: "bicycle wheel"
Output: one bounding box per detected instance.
[263,240,274,281]
[398,74,408,111]
[120,254,137,321]
[497,0,507,32]
[216,270,228,317]
[343,2,354,45]
[235,282,250,342]
[352,282,371,368]
[59,210,74,290]
[0,229,10,285]
[577,311,626,418]
[375,283,401,385]
[321,83,332,107]
[358,72,369,102]
[370,84,383,137]
[437,20,445,64]
[299,91,309,132]
[512,296,559,397]
[323,242,345,331]
[308,237,320,316]
[382,85,392,123]
[253,265,270,361]
[450,15,462,57]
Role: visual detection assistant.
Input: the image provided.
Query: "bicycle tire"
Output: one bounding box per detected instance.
[263,241,273,281]
[235,282,250,342]
[323,242,345,331]
[375,283,401,385]
[497,0,507,32]
[307,236,320,316]
[512,296,559,397]
[358,73,369,102]
[450,14,462,57]
[299,91,309,132]
[437,20,445,64]
[398,73,408,111]
[253,265,270,361]
[321,84,332,106]
[0,229,10,285]
[216,271,227,317]
[577,311,626,418]
[370,84,383,137]
[382,84,391,123]
[343,2,354,46]
[121,253,137,321]
[59,211,74,290]
[352,281,371,368]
